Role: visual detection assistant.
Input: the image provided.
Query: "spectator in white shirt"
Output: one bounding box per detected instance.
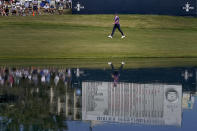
[43,3,49,12]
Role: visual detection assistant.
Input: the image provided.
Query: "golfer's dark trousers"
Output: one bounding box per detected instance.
[111,24,124,36]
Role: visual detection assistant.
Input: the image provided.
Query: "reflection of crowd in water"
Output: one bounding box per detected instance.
[0,67,79,87]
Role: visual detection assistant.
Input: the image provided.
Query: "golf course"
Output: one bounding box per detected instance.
[0,15,197,67]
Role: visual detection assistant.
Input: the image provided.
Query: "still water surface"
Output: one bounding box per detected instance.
[0,66,197,131]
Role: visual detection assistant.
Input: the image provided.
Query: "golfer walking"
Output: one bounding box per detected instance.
[108,14,125,38]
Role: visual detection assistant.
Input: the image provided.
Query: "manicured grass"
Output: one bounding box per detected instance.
[1,58,197,69]
[0,15,197,67]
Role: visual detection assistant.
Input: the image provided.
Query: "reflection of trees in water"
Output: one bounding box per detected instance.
[76,100,81,108]
[0,85,68,130]
[76,112,81,120]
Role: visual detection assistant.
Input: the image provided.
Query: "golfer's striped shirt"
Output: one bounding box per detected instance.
[114,16,119,24]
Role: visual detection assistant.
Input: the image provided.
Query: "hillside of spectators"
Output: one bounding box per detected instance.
[0,0,72,16]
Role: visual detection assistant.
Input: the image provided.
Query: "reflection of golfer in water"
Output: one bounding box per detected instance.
[108,62,125,87]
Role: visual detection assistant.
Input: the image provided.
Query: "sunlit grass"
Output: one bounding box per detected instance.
[0,15,197,67]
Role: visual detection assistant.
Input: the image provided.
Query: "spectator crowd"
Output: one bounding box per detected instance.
[0,0,72,16]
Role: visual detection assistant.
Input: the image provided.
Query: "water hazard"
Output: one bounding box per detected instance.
[0,65,197,131]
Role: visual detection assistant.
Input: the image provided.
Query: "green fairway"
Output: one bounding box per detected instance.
[0,15,197,67]
[0,15,197,59]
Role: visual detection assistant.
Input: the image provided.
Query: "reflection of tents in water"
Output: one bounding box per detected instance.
[82,82,182,127]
